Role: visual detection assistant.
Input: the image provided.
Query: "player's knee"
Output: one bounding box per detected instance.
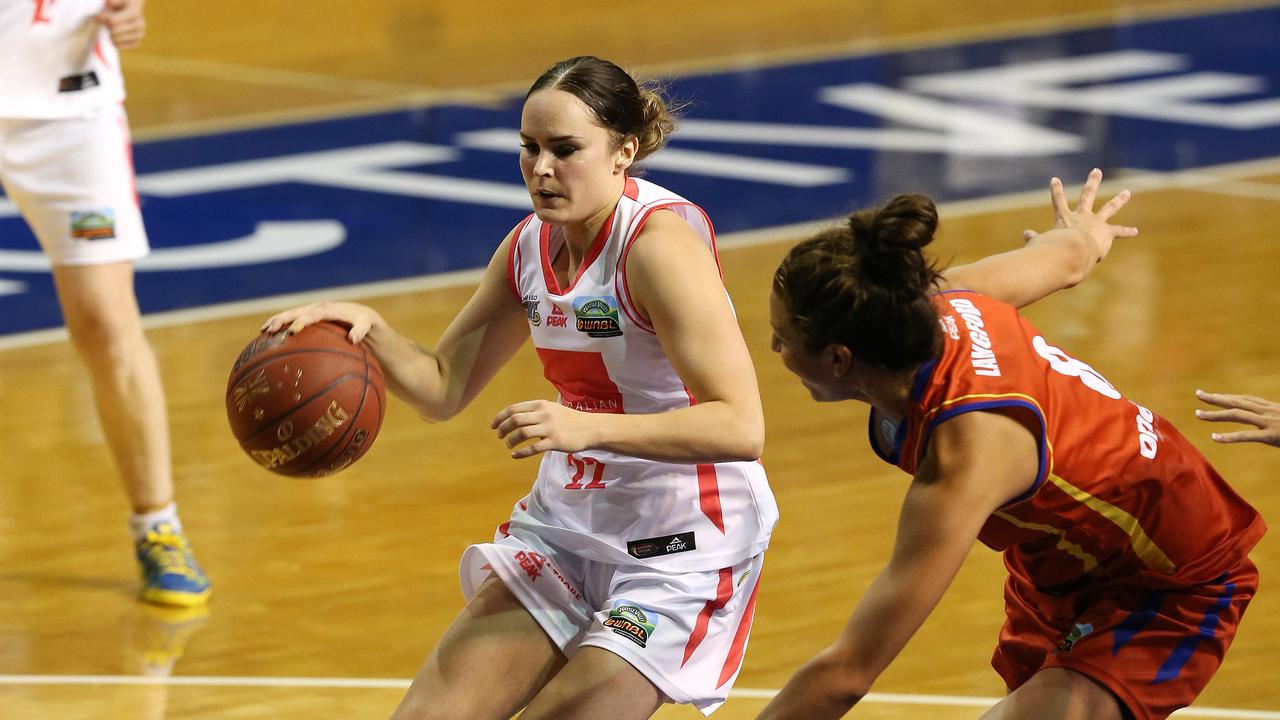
[64,304,146,357]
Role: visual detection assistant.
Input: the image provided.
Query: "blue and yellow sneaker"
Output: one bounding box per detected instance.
[135,522,211,607]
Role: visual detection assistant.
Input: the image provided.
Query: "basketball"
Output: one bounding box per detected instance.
[226,322,386,478]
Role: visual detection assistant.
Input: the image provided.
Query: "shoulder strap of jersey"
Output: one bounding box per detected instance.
[506,213,537,302]
[613,180,719,334]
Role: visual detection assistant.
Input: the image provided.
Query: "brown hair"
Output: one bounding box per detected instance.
[527,56,677,161]
[773,195,944,371]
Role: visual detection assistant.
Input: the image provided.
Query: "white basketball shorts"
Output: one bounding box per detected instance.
[461,531,765,715]
[0,103,149,266]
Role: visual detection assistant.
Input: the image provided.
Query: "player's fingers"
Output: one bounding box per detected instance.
[1211,429,1280,446]
[287,316,319,334]
[113,26,145,48]
[1095,189,1131,221]
[1196,390,1266,413]
[493,403,543,433]
[262,312,296,331]
[1194,408,1264,427]
[263,303,322,331]
[505,423,545,450]
[511,437,552,459]
[1078,168,1103,210]
[347,322,371,344]
[1111,224,1139,238]
[490,413,507,431]
[1232,394,1278,410]
[1049,176,1069,216]
[491,407,518,432]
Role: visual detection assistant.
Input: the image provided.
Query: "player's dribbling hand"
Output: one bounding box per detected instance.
[492,400,596,459]
[262,302,384,344]
[1024,168,1138,260]
[1195,390,1280,448]
[97,0,146,50]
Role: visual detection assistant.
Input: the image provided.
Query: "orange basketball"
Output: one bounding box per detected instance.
[226,322,386,478]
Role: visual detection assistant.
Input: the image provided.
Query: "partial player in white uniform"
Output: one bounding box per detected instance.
[266,56,777,719]
[0,0,210,606]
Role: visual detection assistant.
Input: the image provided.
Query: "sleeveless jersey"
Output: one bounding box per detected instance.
[501,176,778,572]
[0,0,125,118]
[871,290,1265,593]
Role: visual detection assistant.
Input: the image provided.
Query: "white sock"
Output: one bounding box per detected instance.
[130,503,182,541]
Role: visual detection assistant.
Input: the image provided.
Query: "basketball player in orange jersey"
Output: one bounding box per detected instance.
[265,56,777,719]
[0,0,209,606]
[758,169,1265,720]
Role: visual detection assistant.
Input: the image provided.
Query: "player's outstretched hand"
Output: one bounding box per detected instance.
[492,400,596,459]
[262,302,384,344]
[1022,168,1138,260]
[1195,389,1280,447]
[97,0,146,49]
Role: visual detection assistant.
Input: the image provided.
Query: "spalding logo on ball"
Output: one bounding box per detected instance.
[226,321,386,477]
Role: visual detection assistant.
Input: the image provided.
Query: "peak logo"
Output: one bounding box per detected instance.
[627,531,696,560]
[547,303,568,328]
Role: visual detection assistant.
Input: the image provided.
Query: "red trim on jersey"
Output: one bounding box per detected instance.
[507,214,535,302]
[700,204,724,280]
[540,207,616,296]
[615,234,655,333]
[616,205,679,334]
[94,40,113,71]
[717,572,761,688]
[615,202,720,334]
[681,567,734,666]
[497,521,511,537]
[624,176,640,200]
[697,464,726,534]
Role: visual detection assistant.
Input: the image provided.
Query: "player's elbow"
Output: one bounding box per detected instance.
[409,395,461,423]
[725,407,765,461]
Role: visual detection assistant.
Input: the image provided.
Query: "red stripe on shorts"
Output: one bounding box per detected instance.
[682,567,734,666]
[718,571,762,688]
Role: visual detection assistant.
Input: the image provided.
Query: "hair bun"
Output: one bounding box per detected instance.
[851,194,938,254]
[847,194,939,294]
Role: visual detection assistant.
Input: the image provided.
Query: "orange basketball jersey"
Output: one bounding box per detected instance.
[871,290,1265,593]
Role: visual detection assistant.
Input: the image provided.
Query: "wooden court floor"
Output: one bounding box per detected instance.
[2,1,1278,718]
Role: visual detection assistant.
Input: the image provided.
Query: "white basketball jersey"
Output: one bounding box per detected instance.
[0,0,125,118]
[502,177,778,572]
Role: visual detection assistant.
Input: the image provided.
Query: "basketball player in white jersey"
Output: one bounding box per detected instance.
[266,56,778,718]
[0,0,210,606]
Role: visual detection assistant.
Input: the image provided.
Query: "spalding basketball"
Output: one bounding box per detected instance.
[226,322,386,477]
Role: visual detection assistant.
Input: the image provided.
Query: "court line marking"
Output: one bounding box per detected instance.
[2,155,1278,353]
[125,0,1280,142]
[0,676,1274,718]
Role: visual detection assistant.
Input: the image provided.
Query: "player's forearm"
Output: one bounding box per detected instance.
[942,227,1095,309]
[1023,227,1097,287]
[757,648,866,720]
[359,324,453,420]
[586,400,764,463]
